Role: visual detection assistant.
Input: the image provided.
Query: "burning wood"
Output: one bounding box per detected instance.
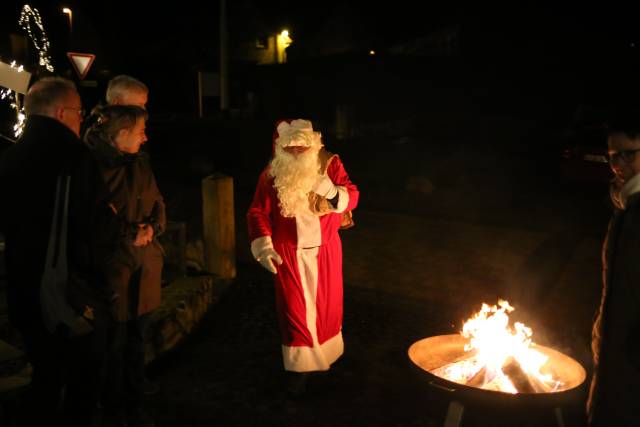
[427,300,563,393]
[502,356,535,393]
[465,365,487,388]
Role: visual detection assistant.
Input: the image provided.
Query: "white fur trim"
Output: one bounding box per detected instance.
[333,186,349,213]
[250,235,273,260]
[281,246,344,372]
[296,212,321,249]
[275,119,322,148]
[283,332,344,372]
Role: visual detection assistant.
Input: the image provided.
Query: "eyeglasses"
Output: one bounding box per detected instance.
[607,149,640,164]
[62,107,85,118]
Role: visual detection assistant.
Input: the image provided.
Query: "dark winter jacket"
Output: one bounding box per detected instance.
[0,115,117,328]
[588,191,640,426]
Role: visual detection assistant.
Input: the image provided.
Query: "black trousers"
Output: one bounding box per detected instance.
[103,270,149,413]
[17,311,109,427]
[103,314,149,412]
[17,318,66,426]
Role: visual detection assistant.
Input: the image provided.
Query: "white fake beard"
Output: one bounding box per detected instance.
[270,147,320,217]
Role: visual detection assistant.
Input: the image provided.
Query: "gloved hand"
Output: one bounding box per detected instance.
[312,174,338,199]
[257,248,283,274]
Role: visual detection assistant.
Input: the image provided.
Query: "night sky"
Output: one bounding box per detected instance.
[2,1,640,114]
[4,2,639,63]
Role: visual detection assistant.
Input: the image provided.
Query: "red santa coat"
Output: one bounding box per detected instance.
[247,152,359,372]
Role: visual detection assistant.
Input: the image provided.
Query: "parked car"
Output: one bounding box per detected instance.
[559,105,613,184]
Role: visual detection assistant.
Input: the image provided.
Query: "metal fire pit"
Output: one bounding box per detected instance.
[408,334,587,427]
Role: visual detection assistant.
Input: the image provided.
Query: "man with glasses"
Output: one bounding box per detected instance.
[588,111,640,426]
[0,76,116,425]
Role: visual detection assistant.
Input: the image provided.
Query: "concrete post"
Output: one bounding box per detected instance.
[202,174,236,278]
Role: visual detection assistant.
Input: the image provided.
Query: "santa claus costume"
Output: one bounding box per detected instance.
[247,119,359,373]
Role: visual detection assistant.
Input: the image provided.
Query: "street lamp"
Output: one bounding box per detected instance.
[277,29,292,63]
[279,30,292,48]
[62,7,72,34]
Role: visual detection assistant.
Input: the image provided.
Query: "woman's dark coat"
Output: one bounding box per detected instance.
[85,129,165,321]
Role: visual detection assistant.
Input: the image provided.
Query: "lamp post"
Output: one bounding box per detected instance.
[219,0,228,112]
[62,7,72,34]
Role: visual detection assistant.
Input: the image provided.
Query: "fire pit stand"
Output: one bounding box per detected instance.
[408,334,587,427]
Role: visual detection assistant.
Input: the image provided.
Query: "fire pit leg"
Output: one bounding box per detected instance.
[443,400,464,427]
[554,407,565,427]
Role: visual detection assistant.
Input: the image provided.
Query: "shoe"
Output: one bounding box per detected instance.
[126,407,155,427]
[143,377,160,396]
[286,372,309,399]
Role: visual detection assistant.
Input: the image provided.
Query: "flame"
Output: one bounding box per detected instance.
[431,300,562,393]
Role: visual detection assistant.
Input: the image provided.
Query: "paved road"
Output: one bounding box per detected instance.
[0,52,615,426]
[144,191,602,426]
[1,107,608,426]
[143,119,607,425]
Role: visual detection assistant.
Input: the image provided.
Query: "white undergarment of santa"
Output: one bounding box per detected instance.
[247,119,359,372]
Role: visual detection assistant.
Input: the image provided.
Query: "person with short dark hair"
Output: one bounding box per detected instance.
[588,109,640,426]
[85,104,164,427]
[0,76,116,425]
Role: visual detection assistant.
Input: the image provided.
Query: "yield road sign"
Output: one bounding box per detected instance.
[67,52,95,80]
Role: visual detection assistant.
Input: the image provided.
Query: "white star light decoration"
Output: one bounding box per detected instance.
[18,5,54,72]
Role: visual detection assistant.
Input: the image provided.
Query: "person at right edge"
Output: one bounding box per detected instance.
[588,109,640,426]
[85,104,165,427]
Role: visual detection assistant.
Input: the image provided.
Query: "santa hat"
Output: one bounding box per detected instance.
[272,118,293,148]
[273,119,322,149]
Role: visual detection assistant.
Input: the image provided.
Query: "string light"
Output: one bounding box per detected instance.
[13,112,26,138]
[0,60,27,139]
[1,5,56,139]
[18,5,54,72]
[1,88,13,100]
[0,4,56,139]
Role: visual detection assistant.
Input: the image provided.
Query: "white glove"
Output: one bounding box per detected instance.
[312,174,338,199]
[257,248,283,274]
